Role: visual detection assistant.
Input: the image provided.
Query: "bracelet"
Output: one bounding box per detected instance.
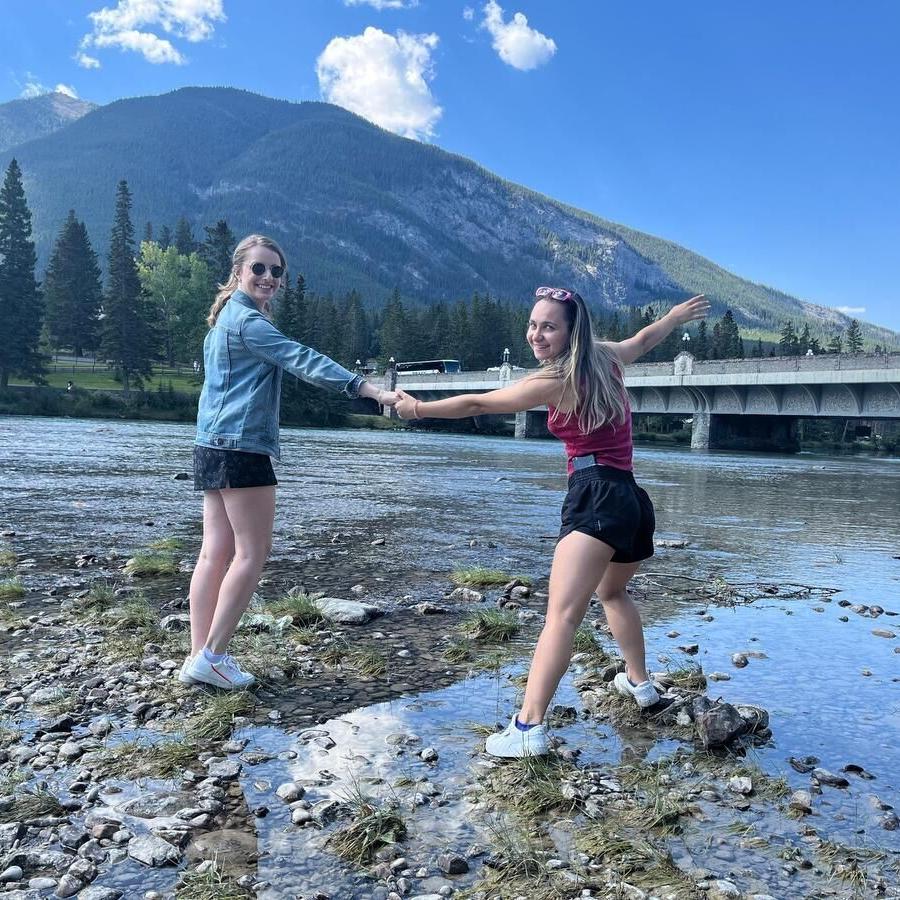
[414,399,422,419]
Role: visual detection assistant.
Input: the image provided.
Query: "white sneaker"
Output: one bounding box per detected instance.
[485,715,550,758]
[614,672,661,708]
[186,652,256,690]
[177,656,199,684]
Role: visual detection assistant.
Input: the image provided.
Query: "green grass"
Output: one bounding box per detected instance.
[11,367,201,394]
[106,593,156,629]
[321,637,349,667]
[99,738,199,778]
[148,537,184,552]
[123,552,178,577]
[451,567,531,587]
[0,787,67,823]
[483,755,578,820]
[348,647,388,677]
[0,549,17,569]
[187,692,255,742]
[76,581,118,615]
[443,639,475,664]
[326,788,407,864]
[459,609,520,642]
[0,578,25,602]
[268,591,325,627]
[176,863,250,899]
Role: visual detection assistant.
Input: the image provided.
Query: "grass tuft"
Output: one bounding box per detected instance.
[443,639,475,664]
[459,609,520,642]
[148,537,185,552]
[268,590,324,627]
[187,692,255,742]
[123,552,178,577]
[451,567,531,587]
[99,738,199,778]
[0,577,25,602]
[0,787,67,823]
[348,647,388,677]
[176,860,249,899]
[0,549,17,569]
[327,788,407,864]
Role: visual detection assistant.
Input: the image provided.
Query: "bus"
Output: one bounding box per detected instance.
[394,359,462,374]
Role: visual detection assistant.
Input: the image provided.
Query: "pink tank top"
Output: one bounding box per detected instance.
[547,391,633,475]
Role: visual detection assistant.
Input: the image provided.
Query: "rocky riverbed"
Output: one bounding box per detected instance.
[1,523,898,900]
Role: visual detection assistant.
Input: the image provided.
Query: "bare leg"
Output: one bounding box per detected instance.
[518,531,615,724]
[595,562,650,684]
[188,491,235,656]
[204,485,276,654]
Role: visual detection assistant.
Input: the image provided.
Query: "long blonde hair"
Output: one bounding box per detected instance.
[535,289,628,433]
[206,234,288,326]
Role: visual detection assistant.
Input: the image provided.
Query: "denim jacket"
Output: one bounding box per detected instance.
[195,290,363,459]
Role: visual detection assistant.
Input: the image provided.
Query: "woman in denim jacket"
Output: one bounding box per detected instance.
[181,234,396,690]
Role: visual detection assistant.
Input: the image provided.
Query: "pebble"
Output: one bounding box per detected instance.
[0,866,23,883]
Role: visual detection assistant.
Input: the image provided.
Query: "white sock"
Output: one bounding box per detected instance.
[203,647,225,663]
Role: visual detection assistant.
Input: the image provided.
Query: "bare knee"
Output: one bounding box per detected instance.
[597,586,629,606]
[546,601,587,632]
[233,539,271,569]
[198,541,234,570]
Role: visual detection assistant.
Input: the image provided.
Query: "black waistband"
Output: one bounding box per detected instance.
[568,458,635,485]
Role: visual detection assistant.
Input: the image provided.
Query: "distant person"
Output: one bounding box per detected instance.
[66,380,74,392]
[182,234,398,690]
[193,359,201,374]
[396,287,709,757]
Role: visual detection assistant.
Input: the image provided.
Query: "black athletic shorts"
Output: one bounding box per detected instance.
[193,446,277,491]
[558,463,655,564]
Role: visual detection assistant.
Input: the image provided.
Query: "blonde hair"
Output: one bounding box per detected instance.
[535,290,628,433]
[206,234,287,326]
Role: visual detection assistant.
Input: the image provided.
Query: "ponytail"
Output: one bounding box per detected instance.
[207,272,240,327]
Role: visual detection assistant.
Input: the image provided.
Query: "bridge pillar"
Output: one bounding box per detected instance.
[690,411,711,450]
[515,410,549,439]
[382,368,397,419]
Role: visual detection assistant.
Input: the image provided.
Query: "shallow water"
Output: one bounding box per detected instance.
[2,416,899,894]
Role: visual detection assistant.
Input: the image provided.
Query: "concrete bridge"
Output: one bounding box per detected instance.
[387,352,900,451]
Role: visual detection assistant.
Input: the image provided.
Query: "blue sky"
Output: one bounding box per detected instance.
[3,0,899,330]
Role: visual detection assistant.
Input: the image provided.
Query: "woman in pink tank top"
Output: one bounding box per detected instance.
[396,287,708,757]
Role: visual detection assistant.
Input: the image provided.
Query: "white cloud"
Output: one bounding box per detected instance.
[481,0,556,71]
[344,0,419,8]
[836,306,866,315]
[317,27,442,141]
[18,76,79,99]
[76,52,102,69]
[80,0,225,65]
[463,6,475,20]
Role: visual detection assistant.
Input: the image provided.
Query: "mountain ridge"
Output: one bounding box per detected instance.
[0,86,894,345]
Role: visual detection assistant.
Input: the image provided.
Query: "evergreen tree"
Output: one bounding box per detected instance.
[292,274,308,344]
[720,310,743,358]
[100,181,156,397]
[750,337,764,358]
[379,288,408,363]
[827,333,843,354]
[798,323,811,356]
[273,275,297,339]
[448,300,471,366]
[0,159,43,387]
[845,318,863,353]
[200,219,236,289]
[341,290,370,366]
[173,216,194,255]
[778,321,799,356]
[710,322,723,360]
[44,210,102,357]
[143,222,154,243]
[158,224,172,250]
[694,320,709,360]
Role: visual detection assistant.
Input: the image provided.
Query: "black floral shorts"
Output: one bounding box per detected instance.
[193,446,277,491]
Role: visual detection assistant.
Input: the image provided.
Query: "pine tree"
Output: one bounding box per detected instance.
[694,320,709,360]
[0,159,43,387]
[779,321,799,356]
[341,290,370,366]
[273,275,297,339]
[845,319,863,353]
[143,222,154,243]
[798,323,811,356]
[173,216,194,255]
[200,219,236,289]
[379,288,408,363]
[721,310,743,358]
[100,180,156,398]
[158,224,172,250]
[827,333,843,354]
[750,337,764,358]
[44,210,102,357]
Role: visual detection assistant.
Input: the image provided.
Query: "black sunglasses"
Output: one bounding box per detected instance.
[250,262,284,279]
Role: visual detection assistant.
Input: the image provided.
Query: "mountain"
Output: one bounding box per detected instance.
[0,92,97,154]
[0,86,894,345]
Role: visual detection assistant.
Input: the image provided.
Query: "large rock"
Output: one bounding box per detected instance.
[694,701,747,748]
[127,835,181,867]
[119,793,192,818]
[315,597,382,625]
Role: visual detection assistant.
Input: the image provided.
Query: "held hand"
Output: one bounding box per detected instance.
[395,389,419,420]
[669,294,710,325]
[378,390,399,407]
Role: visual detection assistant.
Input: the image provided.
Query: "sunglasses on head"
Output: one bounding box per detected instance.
[249,262,284,279]
[535,286,575,302]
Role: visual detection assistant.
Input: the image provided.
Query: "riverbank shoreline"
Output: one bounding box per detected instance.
[1,521,898,898]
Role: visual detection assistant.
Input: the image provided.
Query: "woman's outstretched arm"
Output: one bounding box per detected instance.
[606,294,709,365]
[395,374,559,420]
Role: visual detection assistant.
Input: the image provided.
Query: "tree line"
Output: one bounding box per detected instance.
[0,159,889,400]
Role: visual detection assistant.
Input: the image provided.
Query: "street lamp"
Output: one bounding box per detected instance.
[682,332,691,344]
[503,347,510,364]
